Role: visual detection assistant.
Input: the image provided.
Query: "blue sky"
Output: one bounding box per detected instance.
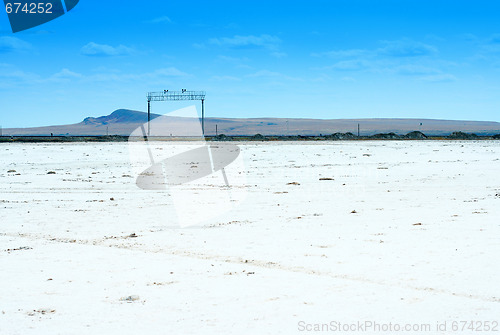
[1,0,500,127]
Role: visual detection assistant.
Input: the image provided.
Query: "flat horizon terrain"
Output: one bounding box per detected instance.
[3,109,500,137]
[1,141,499,334]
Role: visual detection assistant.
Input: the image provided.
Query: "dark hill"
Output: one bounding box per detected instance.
[81,109,162,125]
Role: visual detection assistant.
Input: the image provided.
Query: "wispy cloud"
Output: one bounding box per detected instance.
[147,16,172,24]
[462,33,478,42]
[489,34,500,44]
[311,39,455,81]
[80,42,135,57]
[393,65,455,82]
[341,76,356,82]
[0,36,31,53]
[467,34,500,61]
[49,68,83,82]
[192,43,206,49]
[271,52,287,58]
[216,55,252,69]
[325,60,371,71]
[152,67,190,77]
[209,34,281,50]
[394,65,442,75]
[87,67,190,82]
[314,39,437,59]
[312,49,369,58]
[0,67,40,89]
[211,75,241,81]
[0,67,190,88]
[217,55,250,63]
[379,39,437,57]
[0,69,39,81]
[246,70,301,81]
[247,70,282,77]
[418,74,457,83]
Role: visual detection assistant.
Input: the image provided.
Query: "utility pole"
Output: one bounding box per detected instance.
[147,100,151,136]
[201,98,205,137]
[216,124,218,136]
[357,123,360,137]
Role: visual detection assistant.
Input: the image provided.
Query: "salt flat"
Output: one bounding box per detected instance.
[1,141,499,334]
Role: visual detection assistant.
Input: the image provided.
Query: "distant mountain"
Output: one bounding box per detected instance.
[3,109,500,136]
[81,109,162,125]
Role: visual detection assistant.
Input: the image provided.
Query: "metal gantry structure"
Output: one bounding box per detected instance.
[147,90,206,136]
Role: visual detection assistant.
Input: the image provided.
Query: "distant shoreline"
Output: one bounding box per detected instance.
[1,131,499,143]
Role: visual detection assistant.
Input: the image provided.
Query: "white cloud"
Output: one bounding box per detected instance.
[378,39,437,57]
[81,42,135,57]
[147,16,172,24]
[314,39,438,62]
[0,69,39,81]
[271,52,287,58]
[313,39,447,78]
[462,33,478,42]
[326,60,371,71]
[0,36,31,53]
[217,55,249,63]
[216,55,252,69]
[469,34,500,61]
[87,67,190,82]
[47,69,84,83]
[341,76,356,82]
[246,70,301,81]
[312,49,369,58]
[212,75,241,81]
[52,68,83,79]
[0,66,191,88]
[395,65,441,75]
[192,43,206,49]
[247,70,282,78]
[209,34,281,50]
[0,68,40,89]
[418,74,457,82]
[489,34,500,44]
[152,67,190,77]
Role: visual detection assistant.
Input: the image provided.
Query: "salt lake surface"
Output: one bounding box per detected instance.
[1,141,499,334]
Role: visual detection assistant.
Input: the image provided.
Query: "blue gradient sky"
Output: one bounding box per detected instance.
[1,0,500,127]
